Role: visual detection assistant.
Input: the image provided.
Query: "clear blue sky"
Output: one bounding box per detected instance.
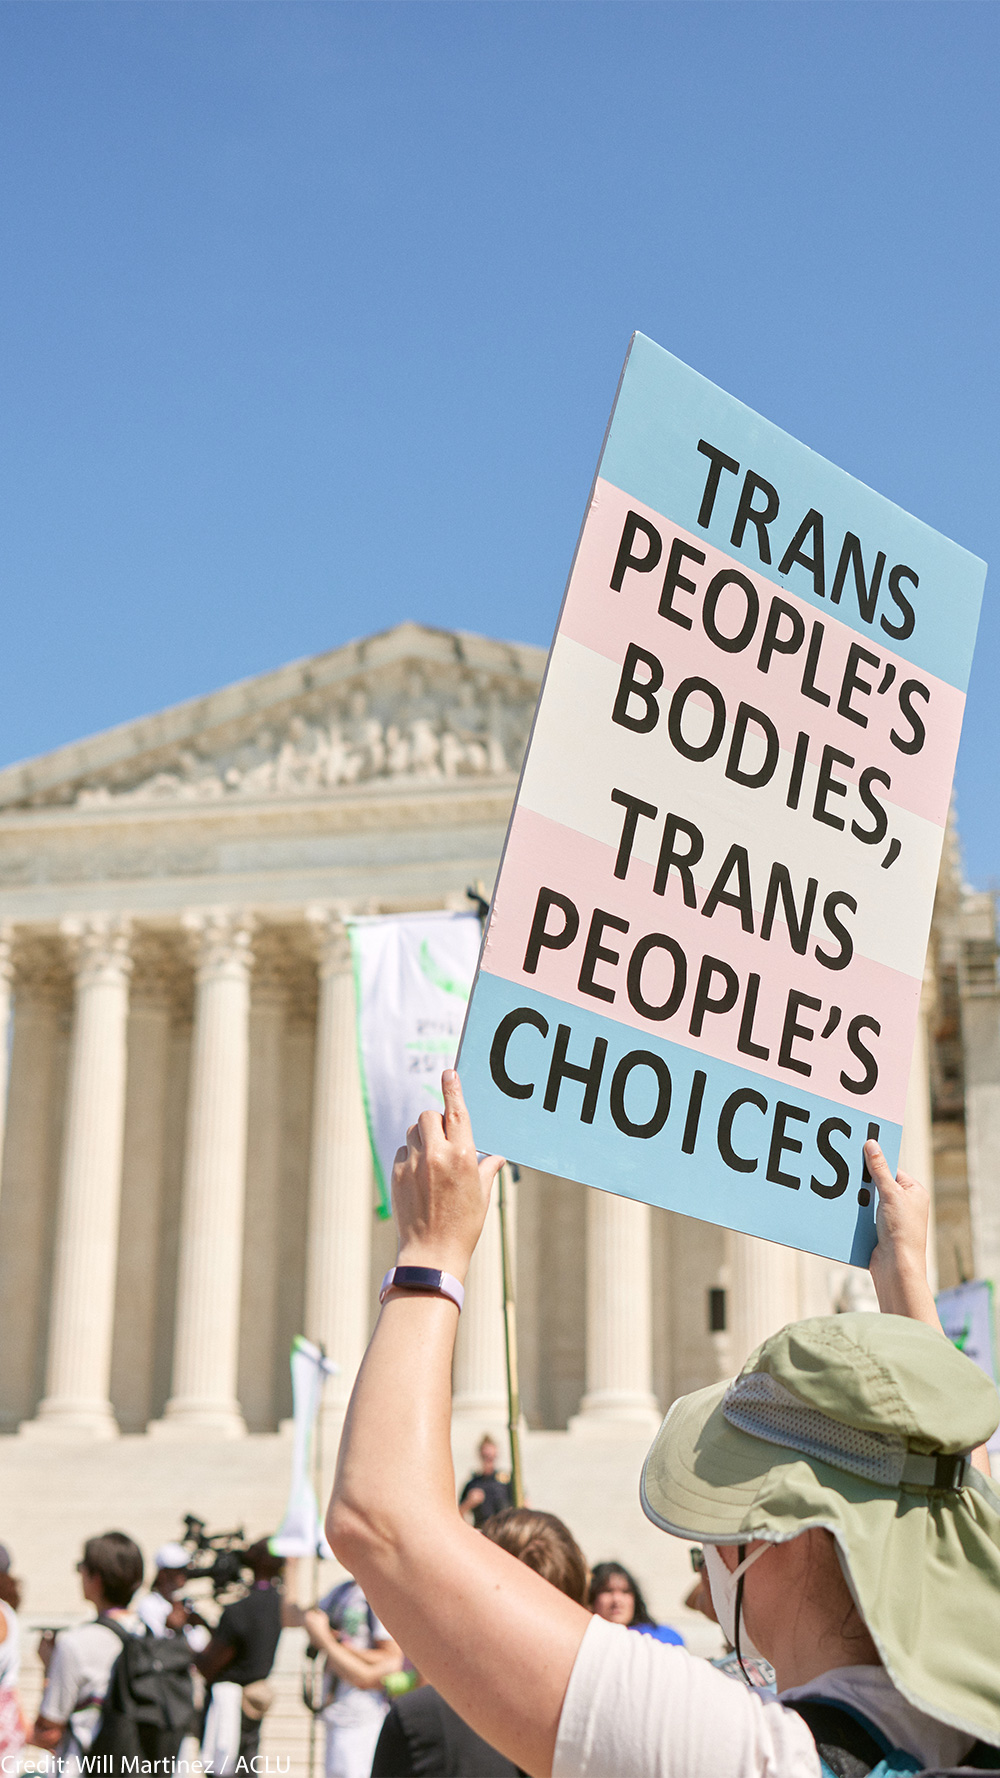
[2,2,998,883]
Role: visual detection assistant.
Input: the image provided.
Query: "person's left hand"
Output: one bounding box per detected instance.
[866,1139,937,1325]
[391,1070,503,1283]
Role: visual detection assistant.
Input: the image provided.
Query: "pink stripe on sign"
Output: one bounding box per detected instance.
[554,478,964,831]
[482,804,917,1121]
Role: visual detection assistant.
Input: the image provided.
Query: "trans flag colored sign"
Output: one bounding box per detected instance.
[457,333,986,1266]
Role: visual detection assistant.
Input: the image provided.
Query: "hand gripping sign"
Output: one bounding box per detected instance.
[457,335,986,1266]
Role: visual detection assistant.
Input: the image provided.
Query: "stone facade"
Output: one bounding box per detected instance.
[0,622,996,1470]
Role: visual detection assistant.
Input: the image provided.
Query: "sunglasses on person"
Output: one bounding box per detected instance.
[689,1547,705,1573]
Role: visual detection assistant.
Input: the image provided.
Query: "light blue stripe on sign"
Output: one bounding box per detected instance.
[599,334,986,694]
[458,971,900,1267]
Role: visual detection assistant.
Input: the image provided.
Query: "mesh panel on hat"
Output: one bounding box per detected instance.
[723,1371,910,1486]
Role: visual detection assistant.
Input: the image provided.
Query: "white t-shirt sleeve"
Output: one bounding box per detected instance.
[553,1618,822,1778]
[40,1638,83,1725]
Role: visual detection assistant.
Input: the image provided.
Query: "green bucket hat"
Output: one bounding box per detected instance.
[640,1313,1000,1747]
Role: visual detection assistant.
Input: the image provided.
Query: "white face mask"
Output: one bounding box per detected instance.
[702,1543,769,1656]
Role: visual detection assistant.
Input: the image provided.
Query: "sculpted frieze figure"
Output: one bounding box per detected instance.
[73,672,532,807]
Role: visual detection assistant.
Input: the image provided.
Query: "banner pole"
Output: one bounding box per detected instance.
[468,885,524,1507]
[307,1345,329,1778]
[497,1161,524,1507]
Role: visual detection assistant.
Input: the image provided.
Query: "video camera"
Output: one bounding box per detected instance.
[180,1515,248,1600]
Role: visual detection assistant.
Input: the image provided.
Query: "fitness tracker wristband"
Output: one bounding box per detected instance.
[379,1266,465,1311]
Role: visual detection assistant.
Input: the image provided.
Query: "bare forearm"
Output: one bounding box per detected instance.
[306,1617,402,1690]
[872,1262,941,1328]
[329,1289,461,1563]
[325,1074,589,1777]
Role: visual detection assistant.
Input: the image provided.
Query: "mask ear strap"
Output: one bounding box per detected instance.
[734,1543,751,1686]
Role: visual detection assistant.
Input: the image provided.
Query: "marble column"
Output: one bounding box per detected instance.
[959,892,1000,1289]
[571,1188,660,1433]
[0,925,16,1184]
[0,960,69,1432]
[238,980,288,1430]
[304,908,373,1428]
[152,911,253,1437]
[28,917,132,1438]
[111,980,174,1431]
[453,1182,509,1466]
[729,1231,800,1372]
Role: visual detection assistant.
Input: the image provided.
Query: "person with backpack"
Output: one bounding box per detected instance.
[303,1574,403,1778]
[326,1069,1000,1778]
[30,1532,147,1772]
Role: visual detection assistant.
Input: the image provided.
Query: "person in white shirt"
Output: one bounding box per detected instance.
[304,1577,402,1778]
[324,1069,1000,1778]
[31,1531,145,1777]
[136,1542,211,1653]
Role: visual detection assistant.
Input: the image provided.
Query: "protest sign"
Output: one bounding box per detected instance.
[937,1281,1000,1457]
[458,333,986,1265]
[348,911,483,1211]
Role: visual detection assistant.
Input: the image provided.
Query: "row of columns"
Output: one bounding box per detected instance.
[19,907,374,1440]
[7,896,948,1444]
[11,902,679,1446]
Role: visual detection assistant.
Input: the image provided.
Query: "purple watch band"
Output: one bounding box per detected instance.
[379,1266,465,1311]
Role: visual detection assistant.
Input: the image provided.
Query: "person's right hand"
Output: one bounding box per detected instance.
[866,1139,938,1326]
[391,1070,503,1284]
[464,1487,486,1511]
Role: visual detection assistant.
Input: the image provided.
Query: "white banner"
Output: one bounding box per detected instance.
[348,911,484,1209]
[271,1336,339,1559]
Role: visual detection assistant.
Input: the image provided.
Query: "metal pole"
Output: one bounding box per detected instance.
[497,1162,524,1506]
[468,884,524,1507]
[306,1346,330,1778]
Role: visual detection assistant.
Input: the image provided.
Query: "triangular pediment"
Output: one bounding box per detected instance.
[0,623,546,811]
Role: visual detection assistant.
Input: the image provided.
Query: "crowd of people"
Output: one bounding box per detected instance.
[4,1065,1000,1778]
[0,1531,291,1776]
[0,1496,690,1778]
[323,1069,1000,1778]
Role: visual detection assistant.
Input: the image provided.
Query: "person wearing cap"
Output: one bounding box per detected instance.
[136,1542,211,1651]
[326,1069,1000,1778]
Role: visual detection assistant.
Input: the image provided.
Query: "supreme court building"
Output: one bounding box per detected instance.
[0,622,997,1479]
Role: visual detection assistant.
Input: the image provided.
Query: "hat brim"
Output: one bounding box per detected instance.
[641,1382,1000,1748]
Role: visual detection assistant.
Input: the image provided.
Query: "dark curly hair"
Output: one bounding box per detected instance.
[0,1573,20,1613]
[587,1561,655,1627]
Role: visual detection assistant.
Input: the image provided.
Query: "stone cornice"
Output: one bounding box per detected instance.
[0,773,520,838]
[0,623,545,812]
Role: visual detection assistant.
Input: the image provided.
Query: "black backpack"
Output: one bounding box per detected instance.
[89,1616,196,1771]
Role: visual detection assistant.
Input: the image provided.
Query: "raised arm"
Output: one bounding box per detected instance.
[866,1137,991,1474]
[327,1070,591,1778]
[866,1138,940,1327]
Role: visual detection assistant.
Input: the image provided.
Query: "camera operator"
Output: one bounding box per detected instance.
[196,1539,287,1777]
[136,1543,210,1652]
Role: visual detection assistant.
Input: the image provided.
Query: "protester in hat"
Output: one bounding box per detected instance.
[326,1069,1000,1777]
[136,1542,211,1651]
[588,1561,684,1647]
[0,1545,25,1759]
